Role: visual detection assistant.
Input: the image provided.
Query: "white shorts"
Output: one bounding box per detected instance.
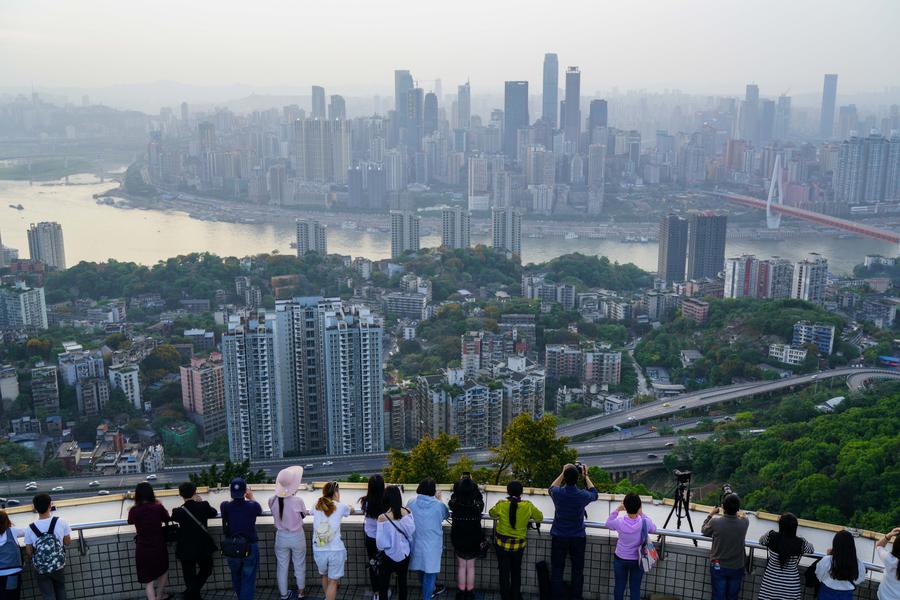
[314,549,347,580]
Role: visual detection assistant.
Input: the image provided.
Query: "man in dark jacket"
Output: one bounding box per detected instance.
[171,482,218,600]
[548,464,598,600]
[701,493,750,600]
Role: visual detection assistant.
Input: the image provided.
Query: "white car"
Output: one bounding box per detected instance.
[88,480,100,487]
[97,490,110,496]
[5,499,19,507]
[145,474,158,481]
[51,486,64,492]
[304,464,314,469]
[24,484,37,491]
[322,461,334,466]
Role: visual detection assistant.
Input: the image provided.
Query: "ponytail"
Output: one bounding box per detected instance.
[278,497,285,519]
[316,481,338,517]
[507,480,524,529]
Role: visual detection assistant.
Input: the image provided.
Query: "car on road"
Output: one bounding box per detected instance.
[687,436,698,441]
[647,453,659,459]
[5,499,19,507]
[665,442,676,448]
[662,402,671,407]
[679,404,687,409]
[322,461,334,466]
[24,485,37,492]
[51,486,64,492]
[98,490,110,496]
[88,480,100,487]
[304,464,314,468]
[627,416,635,421]
[145,474,158,480]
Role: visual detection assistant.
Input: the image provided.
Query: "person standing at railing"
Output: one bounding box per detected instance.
[221,478,263,600]
[311,482,351,600]
[755,513,814,600]
[814,530,866,600]
[548,464,598,600]
[489,481,544,600]
[360,474,386,600]
[127,483,171,600]
[0,510,26,600]
[875,527,900,600]
[449,475,485,600]
[24,493,70,600]
[701,493,749,600]
[605,492,656,600]
[376,485,416,600]
[407,478,449,600]
[171,482,218,600]
[268,467,308,600]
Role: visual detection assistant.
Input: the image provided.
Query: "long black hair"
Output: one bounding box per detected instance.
[134,482,156,505]
[361,474,385,519]
[383,485,404,520]
[765,513,804,567]
[507,481,523,528]
[829,530,859,582]
[892,535,900,580]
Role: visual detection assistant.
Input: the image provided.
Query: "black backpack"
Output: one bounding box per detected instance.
[220,503,251,559]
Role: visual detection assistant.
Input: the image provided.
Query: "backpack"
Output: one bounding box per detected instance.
[314,514,336,547]
[30,517,66,575]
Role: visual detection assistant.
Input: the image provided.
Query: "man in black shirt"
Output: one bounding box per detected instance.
[171,482,218,600]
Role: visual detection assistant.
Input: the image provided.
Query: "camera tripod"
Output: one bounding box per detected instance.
[662,477,697,544]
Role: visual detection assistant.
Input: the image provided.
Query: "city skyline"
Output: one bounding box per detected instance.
[3,1,900,111]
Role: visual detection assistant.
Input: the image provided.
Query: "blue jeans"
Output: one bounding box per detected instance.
[613,557,642,600]
[418,572,437,600]
[818,586,854,600]
[227,543,259,600]
[551,536,586,600]
[710,565,743,600]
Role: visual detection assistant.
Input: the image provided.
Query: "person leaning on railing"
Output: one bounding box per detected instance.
[875,527,900,600]
[605,492,656,600]
[488,481,544,600]
[171,482,218,600]
[407,478,450,600]
[815,530,866,600]
[756,513,814,600]
[548,464,598,600]
[127,483,170,600]
[701,493,749,600]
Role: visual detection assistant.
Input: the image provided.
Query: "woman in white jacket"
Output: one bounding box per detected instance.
[376,485,416,600]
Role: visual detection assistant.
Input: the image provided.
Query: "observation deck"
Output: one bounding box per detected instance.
[5,484,888,599]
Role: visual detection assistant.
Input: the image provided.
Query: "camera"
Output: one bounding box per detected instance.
[574,461,585,473]
[673,469,692,484]
[718,483,735,506]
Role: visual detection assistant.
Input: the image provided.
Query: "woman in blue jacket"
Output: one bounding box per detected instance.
[407,478,450,600]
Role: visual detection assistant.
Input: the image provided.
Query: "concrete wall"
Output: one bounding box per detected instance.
[17,522,882,600]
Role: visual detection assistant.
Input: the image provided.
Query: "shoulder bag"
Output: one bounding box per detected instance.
[639,516,658,573]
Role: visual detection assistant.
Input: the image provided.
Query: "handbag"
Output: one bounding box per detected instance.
[639,516,658,573]
[220,505,252,559]
[368,514,410,577]
[177,503,218,559]
[805,556,823,589]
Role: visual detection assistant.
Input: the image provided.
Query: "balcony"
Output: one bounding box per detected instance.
[4,485,887,600]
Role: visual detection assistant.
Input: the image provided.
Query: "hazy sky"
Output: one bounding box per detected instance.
[3,0,899,97]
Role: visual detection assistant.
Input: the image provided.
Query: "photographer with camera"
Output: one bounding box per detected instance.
[548,463,598,600]
[701,490,749,600]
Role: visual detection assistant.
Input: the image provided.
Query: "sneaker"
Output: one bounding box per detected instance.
[432,585,447,598]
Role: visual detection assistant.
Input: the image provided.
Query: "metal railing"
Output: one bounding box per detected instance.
[66,512,885,576]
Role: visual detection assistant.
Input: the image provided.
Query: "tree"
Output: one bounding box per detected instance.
[189,459,269,487]
[492,414,577,487]
[383,433,461,484]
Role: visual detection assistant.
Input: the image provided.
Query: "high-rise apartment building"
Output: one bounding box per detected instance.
[757,257,794,299]
[563,67,581,149]
[180,354,226,441]
[0,282,48,330]
[834,133,900,204]
[441,206,471,249]
[423,92,438,135]
[503,81,529,159]
[741,84,760,144]
[774,95,792,140]
[108,363,142,411]
[390,210,421,258]
[394,70,414,121]
[793,321,835,355]
[542,53,559,129]
[222,311,281,460]
[820,74,838,139]
[328,94,346,121]
[27,222,66,270]
[657,215,688,286]
[491,206,522,257]
[686,214,727,280]
[295,219,328,257]
[791,253,828,305]
[311,85,326,119]
[588,99,608,134]
[31,365,60,412]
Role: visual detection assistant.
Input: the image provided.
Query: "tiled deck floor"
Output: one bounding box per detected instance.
[203,586,501,600]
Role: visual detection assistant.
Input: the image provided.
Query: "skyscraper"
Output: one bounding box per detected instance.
[423,92,438,135]
[791,253,828,304]
[222,311,281,460]
[0,281,48,330]
[588,99,608,134]
[27,222,66,270]
[394,70,414,121]
[834,133,900,204]
[441,206,471,249]
[491,206,522,257]
[503,81,529,159]
[820,74,838,139]
[328,94,346,120]
[457,82,471,130]
[180,354,226,441]
[295,219,328,257]
[724,255,760,299]
[405,88,425,151]
[390,210,420,258]
[311,85,326,119]
[686,213,727,280]
[774,95,792,140]
[564,67,581,149]
[321,304,384,455]
[741,84,759,144]
[542,53,559,128]
[657,214,688,286]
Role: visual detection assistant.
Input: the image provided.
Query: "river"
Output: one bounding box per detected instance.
[1,175,895,275]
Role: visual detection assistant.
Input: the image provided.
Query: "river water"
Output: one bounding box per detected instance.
[1,175,895,275]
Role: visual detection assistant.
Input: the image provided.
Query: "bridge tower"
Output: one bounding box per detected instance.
[766,154,784,229]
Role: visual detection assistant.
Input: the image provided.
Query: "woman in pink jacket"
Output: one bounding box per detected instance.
[605,493,657,600]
